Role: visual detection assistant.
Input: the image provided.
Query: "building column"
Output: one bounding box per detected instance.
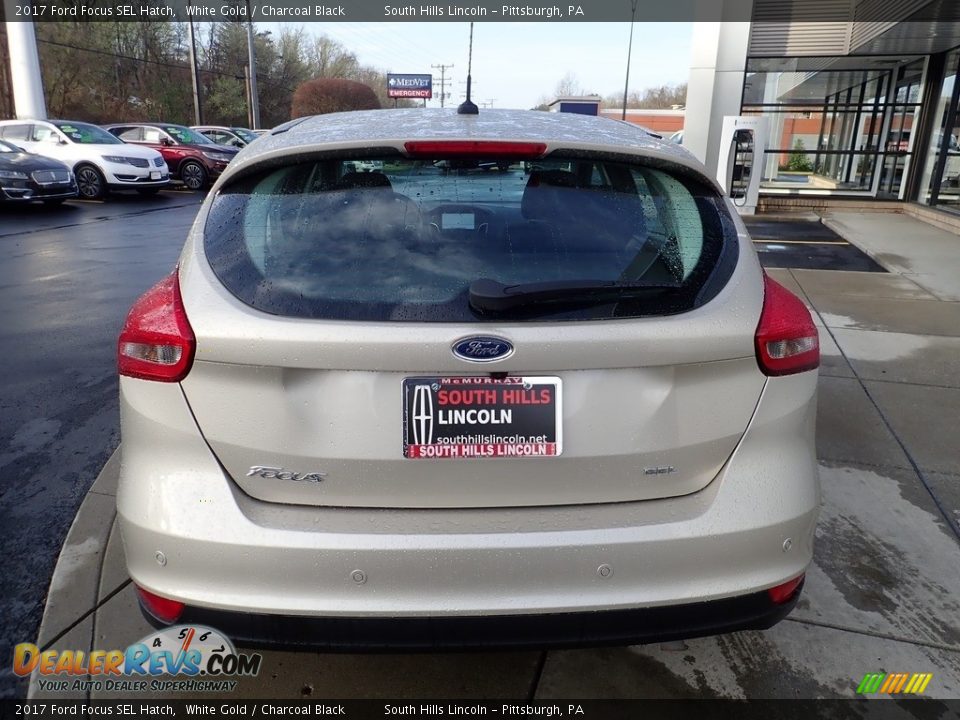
[684,1,753,179]
[3,0,46,119]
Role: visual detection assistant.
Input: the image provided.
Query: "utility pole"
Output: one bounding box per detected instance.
[115,22,122,102]
[244,65,253,127]
[621,0,639,121]
[245,0,260,129]
[186,0,203,125]
[431,63,453,108]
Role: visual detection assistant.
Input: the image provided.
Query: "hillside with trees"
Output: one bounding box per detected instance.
[23,21,408,127]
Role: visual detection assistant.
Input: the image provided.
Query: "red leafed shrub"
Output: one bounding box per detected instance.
[291,78,381,117]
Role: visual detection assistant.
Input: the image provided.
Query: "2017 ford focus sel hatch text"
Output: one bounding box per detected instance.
[116,109,819,648]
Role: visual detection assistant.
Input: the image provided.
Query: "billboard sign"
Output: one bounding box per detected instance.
[387,74,433,99]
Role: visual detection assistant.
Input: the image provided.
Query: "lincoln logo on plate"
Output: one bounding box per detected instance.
[411,384,435,445]
[452,337,514,363]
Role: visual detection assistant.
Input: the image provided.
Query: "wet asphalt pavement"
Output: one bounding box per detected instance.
[0,190,204,697]
[743,217,888,273]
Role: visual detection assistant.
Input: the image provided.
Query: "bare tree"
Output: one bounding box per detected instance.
[554,72,587,97]
[306,35,360,79]
[604,83,687,110]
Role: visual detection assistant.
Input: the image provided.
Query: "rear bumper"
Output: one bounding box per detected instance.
[139,583,803,651]
[117,370,819,633]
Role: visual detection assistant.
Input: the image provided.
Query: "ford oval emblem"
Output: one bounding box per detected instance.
[452,336,514,363]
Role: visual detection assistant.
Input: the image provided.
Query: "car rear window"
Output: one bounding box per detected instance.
[203,155,737,322]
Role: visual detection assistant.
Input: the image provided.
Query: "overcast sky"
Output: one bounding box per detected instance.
[266,22,693,109]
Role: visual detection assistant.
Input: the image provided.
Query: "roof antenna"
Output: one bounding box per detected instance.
[457,23,479,115]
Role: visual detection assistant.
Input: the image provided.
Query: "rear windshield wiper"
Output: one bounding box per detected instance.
[468,278,681,314]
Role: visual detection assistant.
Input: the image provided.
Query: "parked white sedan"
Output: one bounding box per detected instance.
[116,108,819,648]
[0,119,169,199]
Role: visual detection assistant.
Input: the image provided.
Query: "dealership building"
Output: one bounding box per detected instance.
[4,0,960,222]
[679,0,960,224]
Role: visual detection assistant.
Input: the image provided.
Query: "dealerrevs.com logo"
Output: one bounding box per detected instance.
[14,625,261,693]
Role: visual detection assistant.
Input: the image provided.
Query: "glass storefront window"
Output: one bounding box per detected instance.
[919,50,960,209]
[742,57,923,197]
[881,60,926,198]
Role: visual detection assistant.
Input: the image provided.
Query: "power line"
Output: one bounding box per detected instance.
[457,78,478,101]
[330,24,436,72]
[34,31,423,112]
[38,38,191,72]
[315,24,430,78]
[34,37,297,94]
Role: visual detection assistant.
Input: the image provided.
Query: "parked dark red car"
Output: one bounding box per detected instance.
[103,123,239,190]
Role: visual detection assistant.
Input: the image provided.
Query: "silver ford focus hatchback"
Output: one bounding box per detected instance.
[116,108,820,648]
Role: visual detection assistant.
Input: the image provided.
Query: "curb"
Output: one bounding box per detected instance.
[27,449,121,699]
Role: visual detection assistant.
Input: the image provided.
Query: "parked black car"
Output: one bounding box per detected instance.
[0,138,78,205]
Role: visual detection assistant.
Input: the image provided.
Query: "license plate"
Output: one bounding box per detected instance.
[150,171,161,180]
[402,377,562,459]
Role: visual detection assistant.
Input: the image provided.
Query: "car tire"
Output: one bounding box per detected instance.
[179,161,207,191]
[75,164,106,200]
[137,188,161,196]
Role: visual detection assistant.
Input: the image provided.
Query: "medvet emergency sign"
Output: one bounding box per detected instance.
[387,74,433,99]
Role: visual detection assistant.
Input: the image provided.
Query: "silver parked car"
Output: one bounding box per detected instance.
[117,108,819,648]
[191,125,260,148]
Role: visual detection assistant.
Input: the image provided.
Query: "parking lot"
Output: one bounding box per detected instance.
[0,190,203,698]
[2,193,960,702]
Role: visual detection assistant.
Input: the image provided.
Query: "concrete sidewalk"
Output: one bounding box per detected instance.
[822,210,960,302]
[22,212,960,701]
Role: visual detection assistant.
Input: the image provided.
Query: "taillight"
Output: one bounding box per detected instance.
[118,269,195,382]
[135,585,185,624]
[403,140,547,157]
[755,274,819,376]
[767,574,805,605]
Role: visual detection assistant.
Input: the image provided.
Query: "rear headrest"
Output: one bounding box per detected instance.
[526,169,579,189]
[576,189,647,246]
[336,171,392,189]
[521,169,580,220]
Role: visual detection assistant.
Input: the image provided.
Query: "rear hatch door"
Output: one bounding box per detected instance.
[178,150,765,509]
